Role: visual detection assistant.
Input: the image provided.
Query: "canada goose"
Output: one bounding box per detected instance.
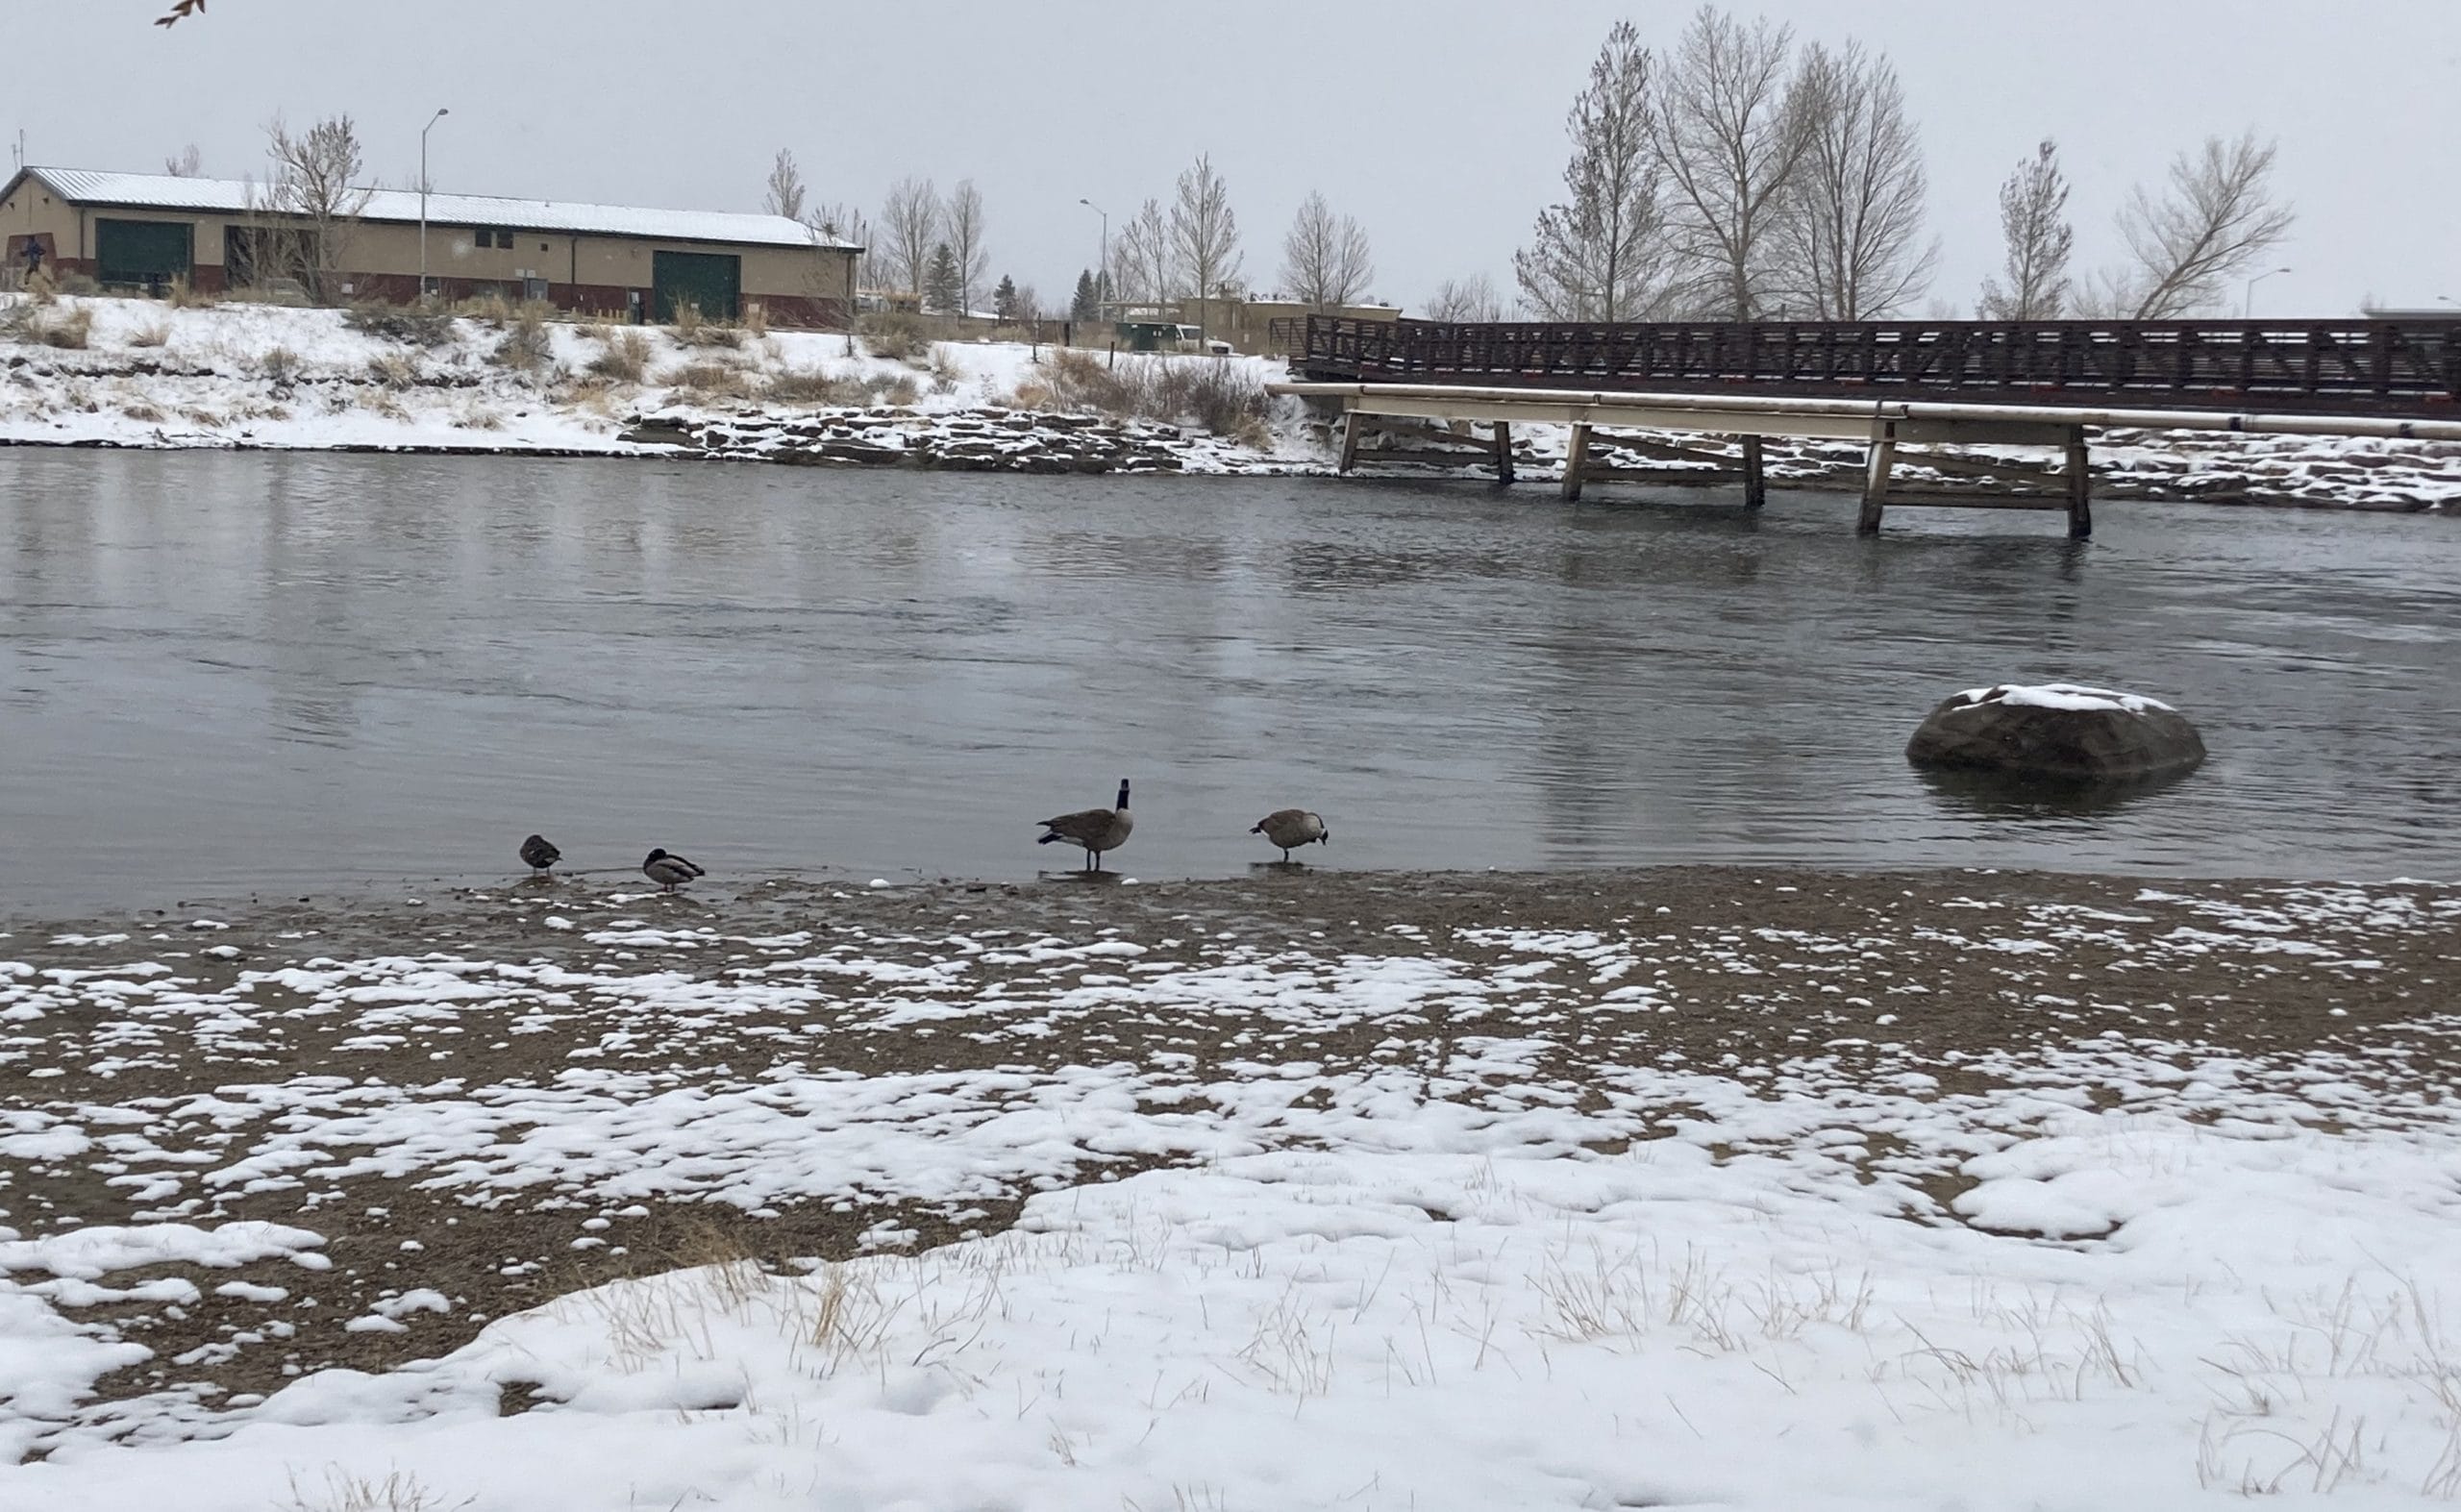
[518,833,561,875]
[1252,808,1329,862]
[1037,779,1133,871]
[641,848,706,893]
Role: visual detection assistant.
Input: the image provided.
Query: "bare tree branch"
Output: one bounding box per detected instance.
[1170,155,1244,309]
[2116,131,2296,318]
[1977,139,2074,320]
[247,113,372,304]
[762,149,807,223]
[1425,274,1506,323]
[1514,19,1674,321]
[1775,39,1935,320]
[155,0,204,26]
[946,180,989,317]
[877,177,942,298]
[1114,197,1174,306]
[164,144,204,178]
[1279,190,1375,309]
[1649,4,1814,318]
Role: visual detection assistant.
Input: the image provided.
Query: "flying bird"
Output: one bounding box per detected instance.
[641,848,706,893]
[1252,808,1329,862]
[1037,779,1133,872]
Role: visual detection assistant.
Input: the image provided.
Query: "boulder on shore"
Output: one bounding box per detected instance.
[1906,683,2206,783]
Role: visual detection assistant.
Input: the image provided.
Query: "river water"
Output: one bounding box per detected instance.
[2,450,2454,911]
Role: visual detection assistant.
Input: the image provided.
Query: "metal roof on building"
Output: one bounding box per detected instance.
[11,167,862,251]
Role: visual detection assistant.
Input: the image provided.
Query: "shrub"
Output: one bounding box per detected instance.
[663,360,758,401]
[741,302,769,339]
[869,372,920,408]
[669,300,746,349]
[56,272,101,297]
[128,320,172,349]
[346,300,455,347]
[587,328,653,383]
[859,312,931,363]
[765,367,867,406]
[1006,350,1267,439]
[491,307,552,374]
[259,345,302,384]
[459,291,518,328]
[32,305,95,350]
[927,348,964,395]
[164,277,215,310]
[367,351,421,388]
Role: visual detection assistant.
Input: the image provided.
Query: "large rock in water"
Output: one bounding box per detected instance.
[1906,683,2206,783]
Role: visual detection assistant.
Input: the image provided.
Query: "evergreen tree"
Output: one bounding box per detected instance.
[925,242,961,314]
[1071,268,1100,321]
[993,274,1019,321]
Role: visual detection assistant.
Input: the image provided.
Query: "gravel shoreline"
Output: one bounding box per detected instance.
[3,864,2452,1453]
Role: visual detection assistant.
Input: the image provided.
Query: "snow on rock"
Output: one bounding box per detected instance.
[1909,682,2207,782]
[1954,682,2175,714]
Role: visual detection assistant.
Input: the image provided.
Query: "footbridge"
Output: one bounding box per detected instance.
[1269,315,2461,537]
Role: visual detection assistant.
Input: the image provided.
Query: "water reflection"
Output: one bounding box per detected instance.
[0,450,2455,910]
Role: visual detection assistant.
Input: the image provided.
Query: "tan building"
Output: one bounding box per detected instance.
[2,165,862,327]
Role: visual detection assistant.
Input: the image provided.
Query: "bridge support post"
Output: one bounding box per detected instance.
[2064,426,2093,539]
[1561,423,1591,502]
[1857,421,1896,535]
[1740,434,1766,509]
[1492,422,1515,485]
[1338,406,1363,474]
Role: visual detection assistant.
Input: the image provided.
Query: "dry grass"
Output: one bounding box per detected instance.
[367,351,422,389]
[927,348,963,396]
[587,328,653,383]
[163,277,216,310]
[127,320,172,349]
[765,367,867,406]
[281,1466,472,1512]
[347,300,456,347]
[669,301,747,349]
[4,301,96,350]
[258,345,303,384]
[742,302,769,339]
[663,359,759,401]
[457,291,519,328]
[491,306,553,375]
[859,312,932,363]
[872,372,921,408]
[1008,349,1267,442]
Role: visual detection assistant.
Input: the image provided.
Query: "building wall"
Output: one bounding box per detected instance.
[3,180,858,326]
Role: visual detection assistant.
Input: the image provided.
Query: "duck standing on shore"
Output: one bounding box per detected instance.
[641,848,706,893]
[1252,808,1329,862]
[1037,780,1133,872]
[519,833,561,876]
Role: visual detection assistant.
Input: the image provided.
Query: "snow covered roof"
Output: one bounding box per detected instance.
[11,166,862,251]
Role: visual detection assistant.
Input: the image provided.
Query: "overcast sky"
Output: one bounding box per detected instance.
[12,1,2457,315]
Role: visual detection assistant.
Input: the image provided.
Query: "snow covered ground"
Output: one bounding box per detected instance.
[2,867,2456,1509]
[7,293,2458,508]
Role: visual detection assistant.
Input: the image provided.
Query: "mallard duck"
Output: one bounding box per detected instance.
[519,833,561,875]
[1252,808,1329,862]
[1037,779,1133,872]
[641,848,706,893]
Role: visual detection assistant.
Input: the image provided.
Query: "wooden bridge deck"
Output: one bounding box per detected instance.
[1297,315,2461,419]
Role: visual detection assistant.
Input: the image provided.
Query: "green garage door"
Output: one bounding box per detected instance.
[96,218,195,289]
[652,250,740,323]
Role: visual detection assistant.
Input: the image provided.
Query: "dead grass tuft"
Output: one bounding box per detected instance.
[367,351,422,389]
[5,302,96,350]
[765,366,867,406]
[587,328,653,384]
[258,345,303,384]
[490,306,553,375]
[163,277,216,310]
[128,320,172,349]
[663,359,759,401]
[669,300,747,349]
[347,300,456,347]
[1007,349,1266,440]
[859,312,932,363]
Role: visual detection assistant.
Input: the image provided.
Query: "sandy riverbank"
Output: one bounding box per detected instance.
[4,863,2456,1506]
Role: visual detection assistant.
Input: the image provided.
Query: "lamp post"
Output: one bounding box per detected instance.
[418,107,449,302]
[2242,264,2291,320]
[1078,197,1107,317]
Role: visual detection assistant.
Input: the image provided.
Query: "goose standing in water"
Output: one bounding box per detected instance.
[1037,780,1133,872]
[641,848,706,893]
[519,833,561,876]
[1252,808,1329,862]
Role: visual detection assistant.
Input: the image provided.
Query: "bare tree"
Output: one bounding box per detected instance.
[1170,154,1244,318]
[1977,140,2074,320]
[1775,40,1935,320]
[877,177,942,298]
[249,113,372,303]
[1425,274,1506,323]
[1649,5,1815,318]
[945,180,989,316]
[1514,20,1672,321]
[762,149,807,222]
[1113,196,1174,305]
[808,201,876,293]
[2114,131,2295,318]
[164,144,204,178]
[1280,190,1375,309]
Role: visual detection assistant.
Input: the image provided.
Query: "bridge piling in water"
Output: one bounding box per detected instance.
[1560,425,1592,502]
[1740,434,1767,510]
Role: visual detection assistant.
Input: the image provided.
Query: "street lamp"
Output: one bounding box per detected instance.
[418,108,450,302]
[2242,264,2291,320]
[1078,197,1107,316]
